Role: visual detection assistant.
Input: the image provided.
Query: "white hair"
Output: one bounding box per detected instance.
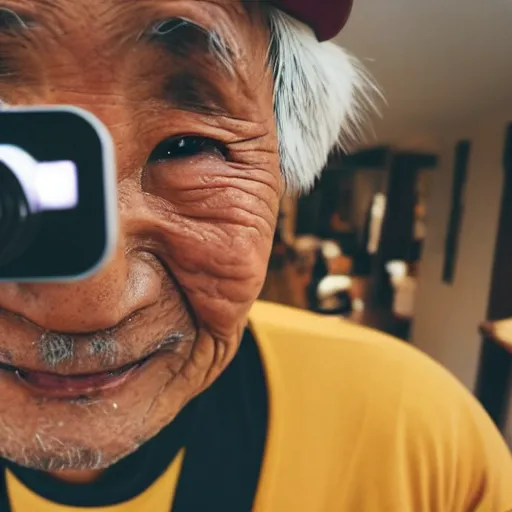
[267,8,381,193]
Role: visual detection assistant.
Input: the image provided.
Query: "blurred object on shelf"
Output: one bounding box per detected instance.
[330,212,353,233]
[293,235,322,274]
[352,298,365,312]
[322,240,343,259]
[367,193,387,255]
[321,239,353,276]
[386,260,408,283]
[315,275,353,315]
[306,248,353,316]
[386,260,416,320]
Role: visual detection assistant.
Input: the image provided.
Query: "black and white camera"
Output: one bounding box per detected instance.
[0,106,117,280]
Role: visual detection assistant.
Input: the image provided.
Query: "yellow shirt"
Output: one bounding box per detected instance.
[6,301,512,511]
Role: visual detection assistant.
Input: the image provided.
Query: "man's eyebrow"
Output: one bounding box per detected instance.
[0,7,34,32]
[163,71,230,116]
[140,16,236,77]
[0,6,35,77]
[139,16,238,116]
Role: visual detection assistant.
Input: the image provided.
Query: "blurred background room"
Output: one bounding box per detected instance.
[259,0,512,450]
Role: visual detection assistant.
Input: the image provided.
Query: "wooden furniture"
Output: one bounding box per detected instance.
[373,151,437,306]
[475,123,512,432]
[327,255,352,276]
[476,320,512,431]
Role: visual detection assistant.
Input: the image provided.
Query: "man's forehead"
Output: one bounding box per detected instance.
[0,0,266,73]
[0,0,272,122]
[0,0,250,25]
[0,0,261,78]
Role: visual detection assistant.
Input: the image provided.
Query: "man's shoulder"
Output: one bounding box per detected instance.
[249,300,472,420]
[249,300,443,381]
[249,301,479,415]
[249,301,508,456]
[249,301,512,509]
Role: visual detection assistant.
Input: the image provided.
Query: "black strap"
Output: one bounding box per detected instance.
[171,328,268,512]
[0,467,11,512]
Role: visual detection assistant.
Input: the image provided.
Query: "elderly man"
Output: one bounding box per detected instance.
[0,1,511,511]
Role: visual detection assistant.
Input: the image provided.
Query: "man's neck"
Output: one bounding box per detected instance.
[48,469,105,484]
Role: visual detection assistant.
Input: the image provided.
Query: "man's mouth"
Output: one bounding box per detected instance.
[0,352,155,398]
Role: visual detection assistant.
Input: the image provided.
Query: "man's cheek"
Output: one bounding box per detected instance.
[139,160,278,328]
[162,218,271,331]
[144,157,279,228]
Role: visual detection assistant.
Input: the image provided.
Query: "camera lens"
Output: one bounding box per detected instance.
[0,162,38,266]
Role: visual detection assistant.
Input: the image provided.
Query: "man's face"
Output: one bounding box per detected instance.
[0,0,280,471]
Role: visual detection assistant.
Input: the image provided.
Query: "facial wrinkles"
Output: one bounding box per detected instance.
[0,0,280,472]
[0,0,279,345]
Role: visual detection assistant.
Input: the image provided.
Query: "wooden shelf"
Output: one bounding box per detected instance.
[480,319,512,354]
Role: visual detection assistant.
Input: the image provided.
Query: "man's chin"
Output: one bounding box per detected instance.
[3,445,118,473]
[0,349,189,472]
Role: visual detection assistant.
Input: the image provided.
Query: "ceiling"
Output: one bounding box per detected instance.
[335,0,512,146]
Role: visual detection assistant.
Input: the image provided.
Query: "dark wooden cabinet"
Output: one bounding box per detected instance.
[475,122,512,432]
[476,321,512,430]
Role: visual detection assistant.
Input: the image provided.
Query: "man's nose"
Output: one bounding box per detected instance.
[0,99,161,332]
[0,230,162,333]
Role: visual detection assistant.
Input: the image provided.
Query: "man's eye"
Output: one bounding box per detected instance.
[148,136,227,163]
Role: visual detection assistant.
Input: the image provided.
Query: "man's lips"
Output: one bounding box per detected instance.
[0,351,156,398]
[0,307,189,398]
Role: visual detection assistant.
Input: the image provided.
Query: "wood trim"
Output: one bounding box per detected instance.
[475,122,512,431]
[342,146,391,170]
[480,321,512,355]
[442,141,471,284]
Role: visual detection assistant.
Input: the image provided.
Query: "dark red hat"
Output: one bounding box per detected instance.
[274,0,353,42]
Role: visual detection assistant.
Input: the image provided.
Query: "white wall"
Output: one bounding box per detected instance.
[412,110,512,391]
